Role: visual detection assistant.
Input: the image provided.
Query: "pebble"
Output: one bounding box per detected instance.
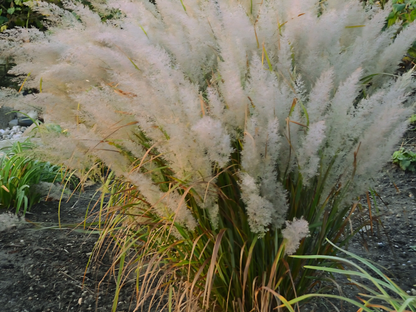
[0,125,27,141]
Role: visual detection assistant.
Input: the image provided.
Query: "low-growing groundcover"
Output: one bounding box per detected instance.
[0,140,65,215]
[1,0,416,311]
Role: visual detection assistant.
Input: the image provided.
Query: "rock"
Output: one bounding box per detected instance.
[0,106,16,129]
[0,213,26,232]
[18,118,33,127]
[8,119,18,127]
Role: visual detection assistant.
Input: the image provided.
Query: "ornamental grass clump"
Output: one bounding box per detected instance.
[1,0,416,310]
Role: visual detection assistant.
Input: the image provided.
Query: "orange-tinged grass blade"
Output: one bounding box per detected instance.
[136,253,164,307]
[260,286,295,312]
[239,241,247,286]
[287,119,308,128]
[199,93,206,116]
[225,273,233,312]
[58,169,77,228]
[247,96,256,108]
[345,25,365,28]
[86,121,139,155]
[1,185,10,192]
[366,191,374,235]
[132,141,161,173]
[289,98,297,116]
[76,103,81,125]
[282,258,300,312]
[114,89,137,98]
[254,277,263,311]
[111,251,126,312]
[254,25,260,48]
[356,296,394,312]
[167,184,193,239]
[203,229,226,309]
[186,258,210,312]
[187,233,205,279]
[242,236,258,308]
[18,72,31,93]
[114,110,134,115]
[267,243,284,289]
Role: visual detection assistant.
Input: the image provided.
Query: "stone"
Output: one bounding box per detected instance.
[0,106,16,129]
[8,119,18,127]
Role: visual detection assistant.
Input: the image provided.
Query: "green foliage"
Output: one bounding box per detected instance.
[0,0,51,31]
[386,0,416,27]
[362,0,416,75]
[392,148,416,171]
[0,0,122,32]
[0,140,63,214]
[387,0,416,58]
[366,0,416,27]
[290,240,416,312]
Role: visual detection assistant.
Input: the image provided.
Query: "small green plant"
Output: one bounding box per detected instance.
[370,0,416,27]
[0,0,121,32]
[387,0,416,59]
[366,0,416,68]
[387,0,416,27]
[0,140,64,214]
[0,0,50,32]
[392,148,416,171]
[288,239,416,312]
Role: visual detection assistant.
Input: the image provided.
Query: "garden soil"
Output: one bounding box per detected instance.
[0,186,157,312]
[1,131,416,312]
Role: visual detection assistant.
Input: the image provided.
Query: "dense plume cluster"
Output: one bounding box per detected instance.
[0,0,415,240]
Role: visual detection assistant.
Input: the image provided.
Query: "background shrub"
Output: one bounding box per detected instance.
[0,0,122,32]
[0,0,53,31]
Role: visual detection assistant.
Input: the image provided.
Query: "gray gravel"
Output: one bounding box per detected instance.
[0,125,28,141]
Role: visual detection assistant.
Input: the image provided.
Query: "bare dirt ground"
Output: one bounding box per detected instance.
[1,130,416,312]
[0,186,139,312]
